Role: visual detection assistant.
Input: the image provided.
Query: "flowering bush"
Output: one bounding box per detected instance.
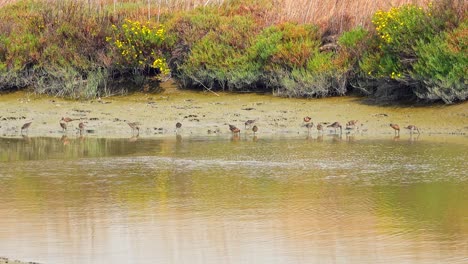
[367,5,435,79]
[107,19,169,75]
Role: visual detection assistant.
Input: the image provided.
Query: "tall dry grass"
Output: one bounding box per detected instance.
[0,0,442,33]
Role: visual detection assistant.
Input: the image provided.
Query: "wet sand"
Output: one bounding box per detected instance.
[0,82,467,139]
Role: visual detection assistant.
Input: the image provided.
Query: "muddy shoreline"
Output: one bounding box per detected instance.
[0,257,39,264]
[1,83,467,139]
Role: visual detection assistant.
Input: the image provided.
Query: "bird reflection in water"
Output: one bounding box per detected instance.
[409,133,420,143]
[21,134,30,143]
[128,134,139,142]
[316,134,324,142]
[60,135,70,145]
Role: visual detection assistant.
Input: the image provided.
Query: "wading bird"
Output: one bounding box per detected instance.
[252,125,258,135]
[229,124,240,134]
[346,120,359,131]
[61,117,74,123]
[303,116,312,123]
[245,119,257,129]
[327,122,342,134]
[405,125,420,134]
[78,122,85,135]
[60,121,67,132]
[390,123,400,135]
[127,122,140,135]
[21,122,32,134]
[175,122,182,134]
[316,123,323,133]
[305,122,314,134]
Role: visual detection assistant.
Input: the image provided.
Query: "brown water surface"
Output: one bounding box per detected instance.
[0,135,467,263]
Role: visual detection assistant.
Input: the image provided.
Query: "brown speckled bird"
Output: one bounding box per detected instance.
[245,119,256,129]
[346,120,359,130]
[176,122,182,134]
[316,123,323,133]
[405,125,420,134]
[346,120,358,126]
[61,117,74,123]
[327,122,342,134]
[390,123,400,135]
[60,121,67,132]
[252,125,258,135]
[21,122,32,134]
[127,122,140,135]
[229,124,240,134]
[305,122,314,133]
[78,122,85,135]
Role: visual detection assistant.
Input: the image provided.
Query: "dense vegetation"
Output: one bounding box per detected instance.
[0,0,466,103]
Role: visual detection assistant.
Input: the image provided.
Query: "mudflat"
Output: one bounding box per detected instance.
[1,83,467,139]
[0,257,38,264]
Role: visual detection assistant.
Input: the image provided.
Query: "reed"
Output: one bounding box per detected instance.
[0,0,436,32]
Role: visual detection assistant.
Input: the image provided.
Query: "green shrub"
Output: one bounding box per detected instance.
[353,3,466,103]
[255,23,347,97]
[167,7,261,91]
[412,21,468,103]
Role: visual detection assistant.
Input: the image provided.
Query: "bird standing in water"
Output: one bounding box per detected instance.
[127,122,140,135]
[316,123,323,133]
[229,124,240,134]
[405,125,420,134]
[21,122,32,134]
[252,125,258,135]
[305,122,314,134]
[327,122,342,134]
[245,119,256,129]
[175,122,182,134]
[346,120,359,131]
[390,123,400,135]
[61,117,74,123]
[60,121,67,132]
[78,122,85,135]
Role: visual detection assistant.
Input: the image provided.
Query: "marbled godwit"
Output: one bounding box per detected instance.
[405,125,420,134]
[60,121,67,132]
[304,122,314,133]
[252,125,258,135]
[229,124,240,134]
[78,122,85,135]
[390,123,400,135]
[346,120,358,126]
[127,122,140,135]
[346,120,359,131]
[327,122,342,134]
[175,122,182,134]
[303,116,312,123]
[316,123,323,133]
[61,117,74,123]
[21,122,32,134]
[245,119,256,129]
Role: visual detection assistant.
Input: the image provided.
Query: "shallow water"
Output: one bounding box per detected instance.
[0,135,467,264]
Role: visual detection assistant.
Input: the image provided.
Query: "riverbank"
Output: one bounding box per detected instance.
[1,82,467,139]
